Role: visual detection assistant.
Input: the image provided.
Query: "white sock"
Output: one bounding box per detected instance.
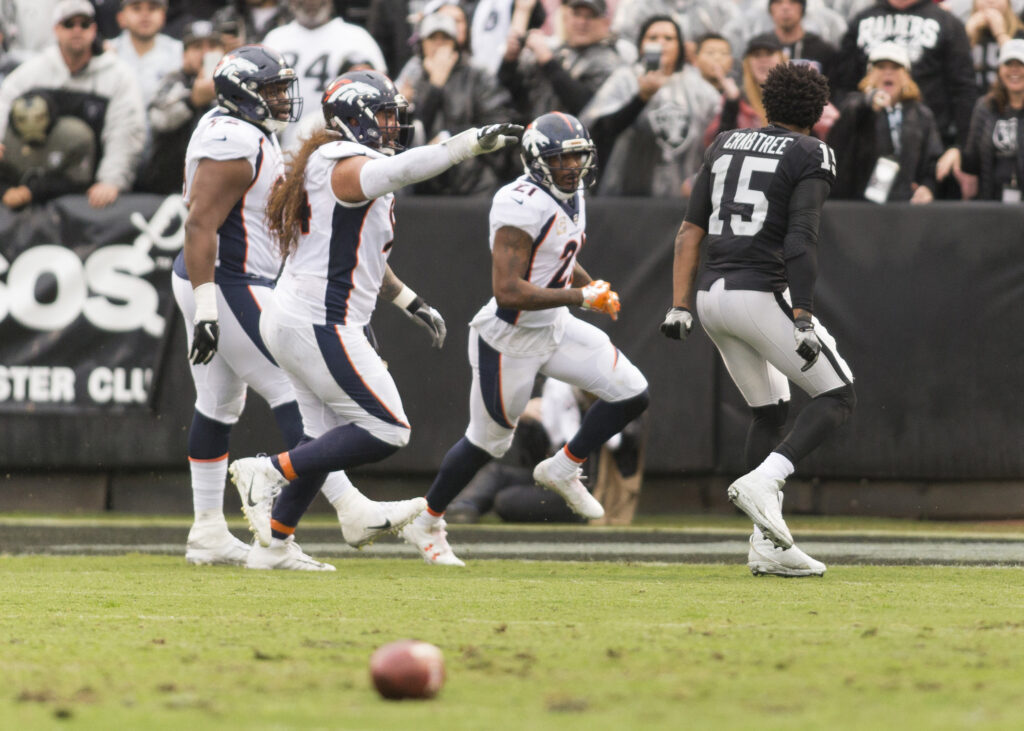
[549,445,584,478]
[754,452,794,482]
[414,510,441,529]
[323,471,358,508]
[191,457,228,516]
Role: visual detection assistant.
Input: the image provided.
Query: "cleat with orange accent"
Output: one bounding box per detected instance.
[532,455,605,519]
[229,456,287,547]
[401,519,465,566]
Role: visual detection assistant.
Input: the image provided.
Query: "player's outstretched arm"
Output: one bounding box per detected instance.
[183,157,254,364]
[335,124,525,203]
[380,265,446,349]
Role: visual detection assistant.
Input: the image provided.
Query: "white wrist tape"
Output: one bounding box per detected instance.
[193,282,218,323]
[359,142,462,199]
[391,284,418,311]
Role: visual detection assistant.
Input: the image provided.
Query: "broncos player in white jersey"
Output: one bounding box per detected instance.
[227,70,523,555]
[662,63,856,577]
[174,47,426,571]
[401,113,651,566]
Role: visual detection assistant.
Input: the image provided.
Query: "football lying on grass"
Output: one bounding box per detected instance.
[369,640,445,700]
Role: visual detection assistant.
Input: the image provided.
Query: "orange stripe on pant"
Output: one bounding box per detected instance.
[270,519,295,536]
[277,452,298,481]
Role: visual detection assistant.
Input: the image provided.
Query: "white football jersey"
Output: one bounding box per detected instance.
[274,140,394,328]
[263,18,387,148]
[183,109,284,281]
[479,175,587,329]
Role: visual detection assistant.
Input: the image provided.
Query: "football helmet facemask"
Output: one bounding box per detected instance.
[214,45,302,135]
[520,112,597,201]
[322,71,411,155]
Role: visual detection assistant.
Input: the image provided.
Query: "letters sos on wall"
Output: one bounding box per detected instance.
[0,196,186,411]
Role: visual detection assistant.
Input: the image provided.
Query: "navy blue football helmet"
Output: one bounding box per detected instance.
[214,45,302,134]
[322,71,411,154]
[520,112,597,200]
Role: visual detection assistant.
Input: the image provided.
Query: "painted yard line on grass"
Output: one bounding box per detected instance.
[14,539,1024,565]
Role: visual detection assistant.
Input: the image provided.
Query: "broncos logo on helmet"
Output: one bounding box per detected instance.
[322,71,410,154]
[213,44,302,135]
[521,112,597,201]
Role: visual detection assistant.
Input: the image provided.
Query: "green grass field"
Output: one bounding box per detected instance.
[2,551,1024,730]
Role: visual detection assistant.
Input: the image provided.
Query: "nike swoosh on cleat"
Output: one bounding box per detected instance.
[246,479,258,507]
[366,519,392,531]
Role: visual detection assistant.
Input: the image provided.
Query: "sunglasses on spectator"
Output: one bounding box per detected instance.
[60,18,95,29]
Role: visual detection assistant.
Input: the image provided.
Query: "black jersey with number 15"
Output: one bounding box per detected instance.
[685,125,837,294]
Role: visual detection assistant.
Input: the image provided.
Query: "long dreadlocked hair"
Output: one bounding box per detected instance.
[266,128,343,259]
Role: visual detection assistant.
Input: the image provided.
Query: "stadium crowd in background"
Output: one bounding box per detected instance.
[4,0,1024,203]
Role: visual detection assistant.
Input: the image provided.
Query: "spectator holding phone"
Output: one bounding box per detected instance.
[136,19,225,194]
[581,15,719,196]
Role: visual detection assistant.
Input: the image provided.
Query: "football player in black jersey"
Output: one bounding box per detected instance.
[661,62,856,577]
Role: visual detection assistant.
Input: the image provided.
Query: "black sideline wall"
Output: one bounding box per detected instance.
[0,196,1022,485]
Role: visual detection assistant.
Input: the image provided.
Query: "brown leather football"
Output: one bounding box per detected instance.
[369,640,445,700]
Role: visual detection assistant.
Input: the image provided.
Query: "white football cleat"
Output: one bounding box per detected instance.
[532,456,604,520]
[229,456,287,547]
[727,471,793,549]
[339,496,427,549]
[185,518,250,566]
[401,518,465,567]
[747,526,825,577]
[246,536,336,571]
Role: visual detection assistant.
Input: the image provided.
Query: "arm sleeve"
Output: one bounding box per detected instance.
[783,177,830,312]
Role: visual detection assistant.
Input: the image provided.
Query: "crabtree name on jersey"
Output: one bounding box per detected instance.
[722,131,795,156]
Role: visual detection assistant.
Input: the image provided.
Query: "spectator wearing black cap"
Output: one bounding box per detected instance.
[581,15,719,197]
[745,0,837,93]
[827,41,942,203]
[135,18,224,194]
[0,0,146,208]
[962,38,1024,200]
[498,0,624,123]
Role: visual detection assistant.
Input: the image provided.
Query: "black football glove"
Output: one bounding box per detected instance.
[403,297,447,349]
[660,307,693,341]
[794,317,821,371]
[473,123,525,154]
[190,320,219,365]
